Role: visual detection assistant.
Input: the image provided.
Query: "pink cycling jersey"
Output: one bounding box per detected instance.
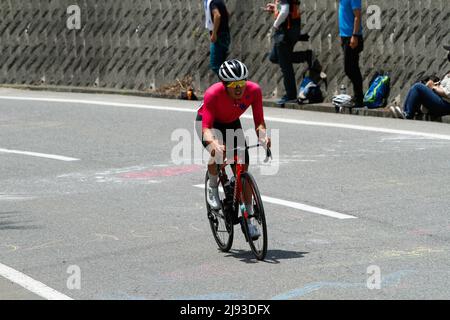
[197,81,265,129]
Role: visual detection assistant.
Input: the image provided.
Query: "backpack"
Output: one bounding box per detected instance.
[274,0,301,30]
[179,87,198,101]
[363,72,391,109]
[288,0,301,25]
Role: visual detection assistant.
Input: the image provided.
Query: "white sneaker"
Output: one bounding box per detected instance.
[420,105,429,114]
[389,106,399,118]
[389,106,407,119]
[207,186,221,210]
[395,106,407,119]
[247,222,261,240]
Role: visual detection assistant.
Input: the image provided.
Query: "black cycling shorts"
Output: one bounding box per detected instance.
[195,113,249,164]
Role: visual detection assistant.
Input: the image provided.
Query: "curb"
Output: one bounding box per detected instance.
[261,100,450,124]
[263,100,390,118]
[0,84,178,100]
[1,84,449,124]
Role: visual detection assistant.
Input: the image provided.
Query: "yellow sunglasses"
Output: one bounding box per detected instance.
[226,80,247,88]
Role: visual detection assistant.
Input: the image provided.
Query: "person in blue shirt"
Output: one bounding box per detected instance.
[339,0,364,107]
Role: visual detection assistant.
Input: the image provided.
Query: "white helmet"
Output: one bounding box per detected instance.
[218,59,249,82]
[332,94,354,108]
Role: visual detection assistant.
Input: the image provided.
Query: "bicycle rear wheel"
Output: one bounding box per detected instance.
[241,172,268,260]
[205,171,234,252]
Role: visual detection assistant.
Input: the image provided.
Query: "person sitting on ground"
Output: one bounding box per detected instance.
[391,46,450,119]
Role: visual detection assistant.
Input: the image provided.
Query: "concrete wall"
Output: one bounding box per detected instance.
[0,0,449,100]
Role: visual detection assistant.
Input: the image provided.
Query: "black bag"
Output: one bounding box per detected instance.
[298,33,310,42]
[415,72,440,85]
[179,87,198,101]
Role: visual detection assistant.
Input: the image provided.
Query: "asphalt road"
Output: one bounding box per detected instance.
[0,88,449,300]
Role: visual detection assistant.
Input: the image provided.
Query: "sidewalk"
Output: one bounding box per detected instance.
[1,84,450,124]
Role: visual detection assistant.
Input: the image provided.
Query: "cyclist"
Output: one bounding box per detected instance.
[195,59,271,239]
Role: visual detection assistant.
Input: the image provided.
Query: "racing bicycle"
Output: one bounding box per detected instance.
[204,144,272,260]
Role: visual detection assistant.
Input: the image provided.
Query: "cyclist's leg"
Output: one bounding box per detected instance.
[205,129,224,206]
[224,120,252,213]
[225,119,249,173]
[207,123,226,178]
[196,114,222,208]
[195,114,222,176]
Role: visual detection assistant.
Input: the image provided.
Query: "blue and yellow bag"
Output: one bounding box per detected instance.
[364,73,391,109]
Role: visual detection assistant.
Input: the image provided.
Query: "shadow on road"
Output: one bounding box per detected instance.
[224,249,309,264]
[0,211,41,231]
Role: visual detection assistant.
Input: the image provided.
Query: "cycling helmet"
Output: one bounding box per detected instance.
[332,94,354,108]
[218,59,249,82]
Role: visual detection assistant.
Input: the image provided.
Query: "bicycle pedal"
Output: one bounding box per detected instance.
[208,211,218,222]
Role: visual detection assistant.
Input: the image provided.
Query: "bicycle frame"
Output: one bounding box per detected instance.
[218,154,248,219]
[217,144,271,221]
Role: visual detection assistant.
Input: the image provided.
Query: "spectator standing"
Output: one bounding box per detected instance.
[204,0,231,75]
[339,0,364,108]
[266,0,305,105]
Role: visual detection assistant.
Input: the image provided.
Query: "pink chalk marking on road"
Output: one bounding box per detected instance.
[120,165,202,179]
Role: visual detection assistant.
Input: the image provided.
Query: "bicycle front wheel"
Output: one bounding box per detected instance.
[205,171,234,252]
[241,172,268,260]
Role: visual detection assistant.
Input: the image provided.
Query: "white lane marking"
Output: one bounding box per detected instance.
[0,262,73,300]
[1,95,450,141]
[259,196,357,220]
[0,96,193,113]
[0,194,35,201]
[0,148,79,161]
[256,116,450,141]
[193,184,356,220]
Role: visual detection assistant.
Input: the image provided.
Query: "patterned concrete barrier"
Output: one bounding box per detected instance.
[0,0,449,101]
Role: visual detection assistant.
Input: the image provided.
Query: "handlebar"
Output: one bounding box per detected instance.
[225,144,272,163]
